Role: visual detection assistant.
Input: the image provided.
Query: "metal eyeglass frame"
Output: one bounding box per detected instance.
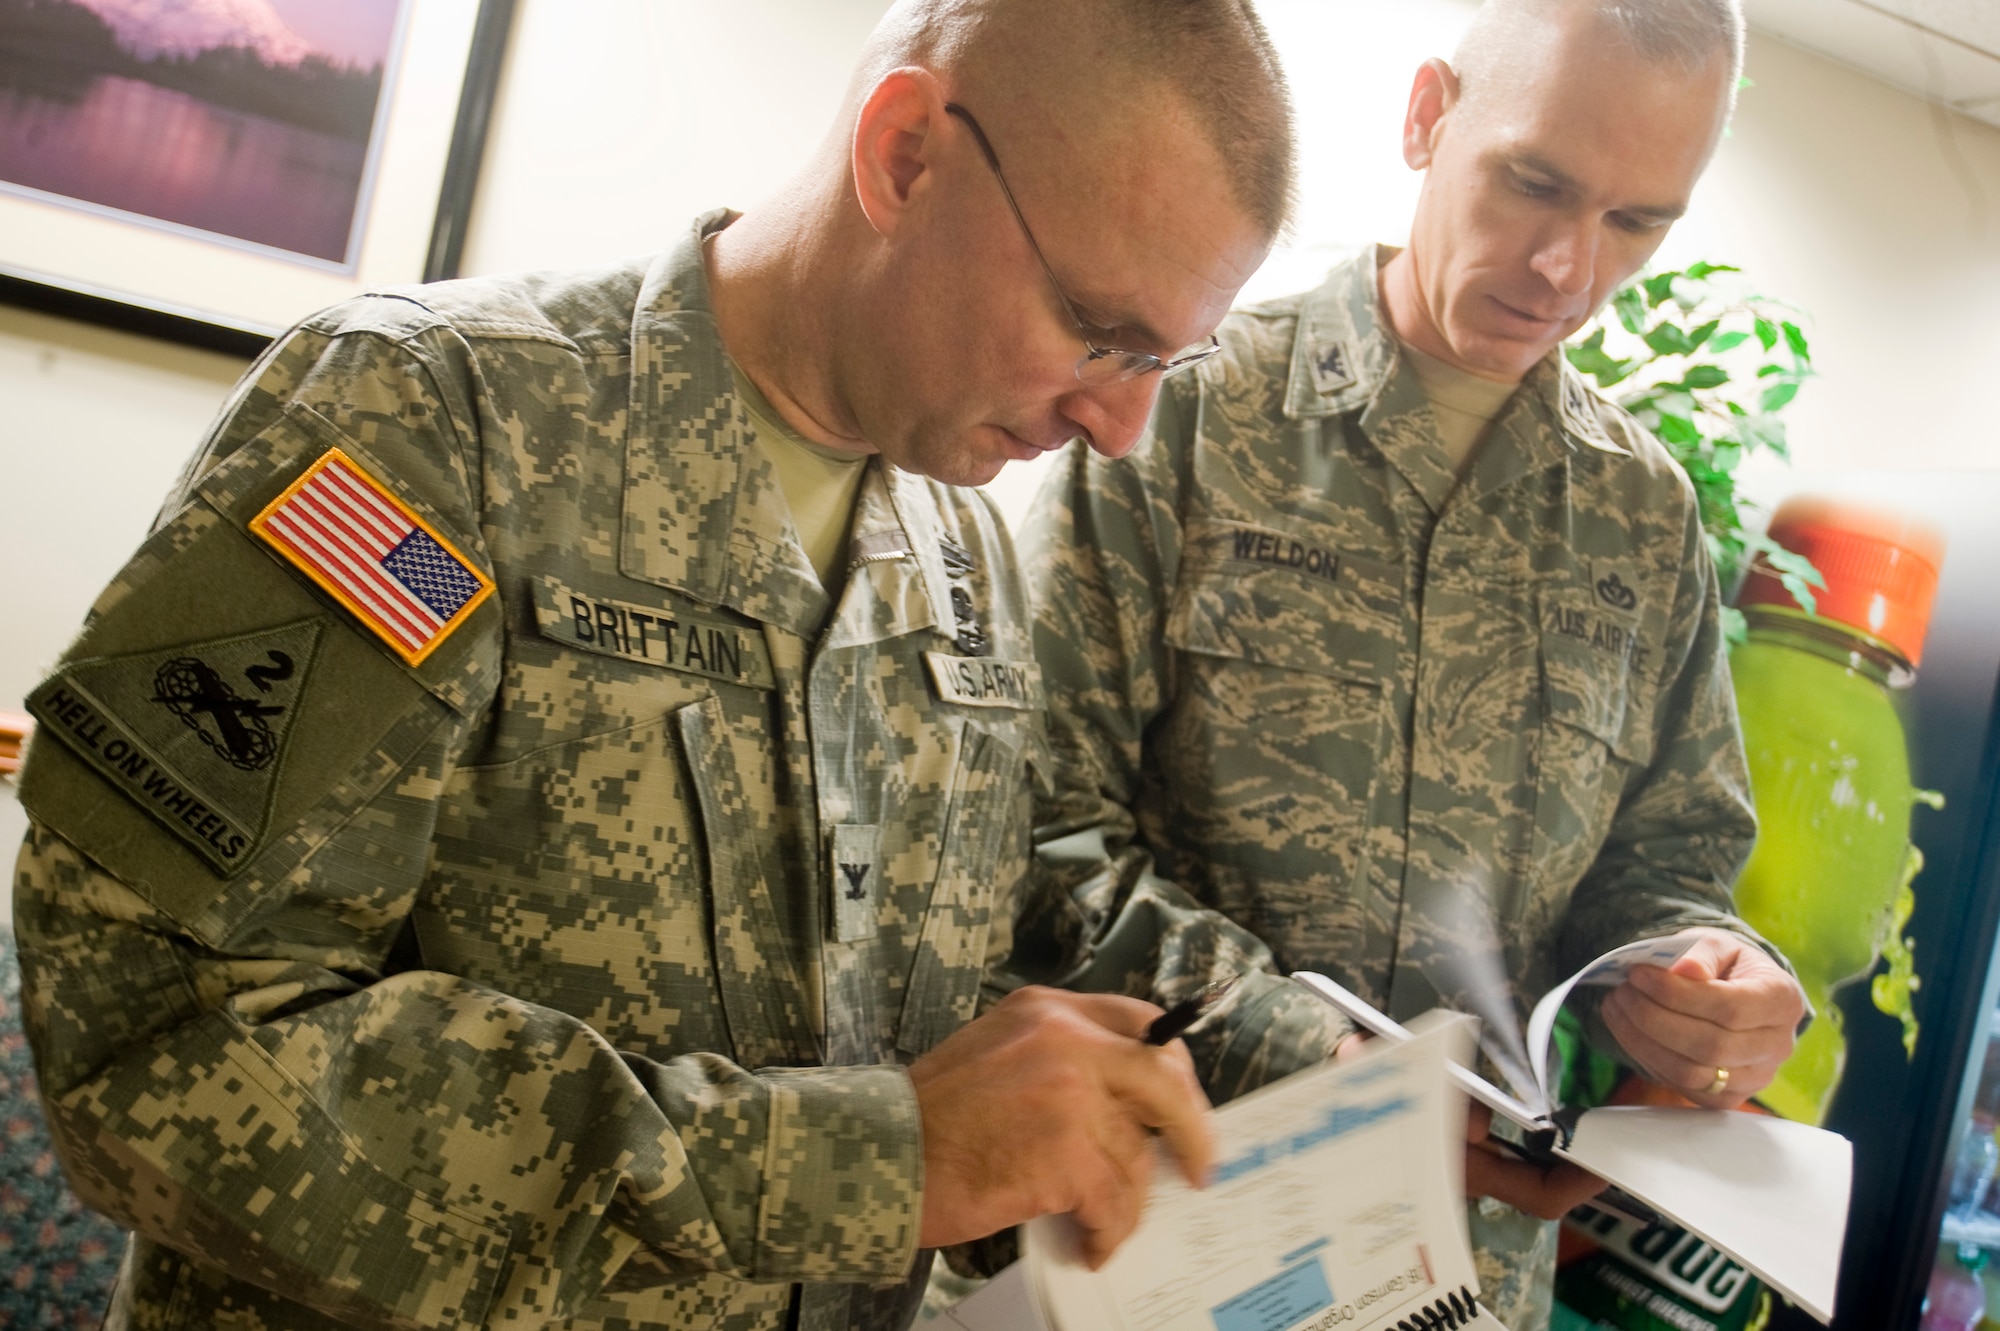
[943,102,1221,385]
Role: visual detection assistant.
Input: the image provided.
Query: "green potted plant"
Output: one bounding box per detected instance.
[1566,264,1924,1071]
[1565,261,1820,640]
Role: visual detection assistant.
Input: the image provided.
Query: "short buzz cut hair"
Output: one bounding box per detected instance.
[1109,0,1299,237]
[1456,0,1746,113]
[860,0,1299,237]
[1594,0,1746,80]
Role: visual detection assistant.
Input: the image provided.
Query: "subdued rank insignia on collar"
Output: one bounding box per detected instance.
[831,823,882,943]
[25,620,324,874]
[1560,373,1624,453]
[1310,335,1355,395]
[250,447,494,667]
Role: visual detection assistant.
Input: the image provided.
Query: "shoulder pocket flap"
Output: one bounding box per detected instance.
[197,405,500,717]
[1167,560,1397,686]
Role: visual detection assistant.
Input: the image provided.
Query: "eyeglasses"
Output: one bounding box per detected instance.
[944,103,1221,385]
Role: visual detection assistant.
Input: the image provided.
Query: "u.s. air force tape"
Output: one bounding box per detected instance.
[922,652,1043,710]
[532,575,775,690]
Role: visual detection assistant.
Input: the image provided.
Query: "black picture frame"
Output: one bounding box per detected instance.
[0,0,517,358]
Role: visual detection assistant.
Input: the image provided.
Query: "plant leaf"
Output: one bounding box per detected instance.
[1760,381,1800,413]
[1644,324,1694,356]
[1656,412,1702,445]
[1614,286,1646,334]
[1754,316,1779,351]
[1709,330,1750,353]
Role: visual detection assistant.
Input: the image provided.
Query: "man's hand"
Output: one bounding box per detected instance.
[1462,1103,1607,1220]
[1336,1031,1605,1219]
[908,986,1214,1268]
[1599,927,1806,1108]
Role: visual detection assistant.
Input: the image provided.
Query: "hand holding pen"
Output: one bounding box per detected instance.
[1144,972,1244,1046]
[908,985,1217,1268]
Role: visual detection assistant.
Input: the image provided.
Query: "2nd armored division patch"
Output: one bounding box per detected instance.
[250,447,494,666]
[26,620,323,872]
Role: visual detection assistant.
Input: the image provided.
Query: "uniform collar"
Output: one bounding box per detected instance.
[1280,245,1629,465]
[812,464,962,653]
[618,211,953,640]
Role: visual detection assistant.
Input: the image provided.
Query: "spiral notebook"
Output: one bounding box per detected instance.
[950,1013,1508,1331]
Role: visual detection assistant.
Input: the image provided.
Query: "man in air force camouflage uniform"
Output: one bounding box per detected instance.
[11,2,1299,1327]
[1017,2,1808,1328]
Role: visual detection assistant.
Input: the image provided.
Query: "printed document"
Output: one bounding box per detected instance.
[1017,1014,1505,1331]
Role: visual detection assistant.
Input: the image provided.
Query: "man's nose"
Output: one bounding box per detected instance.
[1060,373,1164,460]
[1530,218,1598,298]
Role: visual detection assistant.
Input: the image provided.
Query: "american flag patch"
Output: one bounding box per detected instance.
[250,448,494,666]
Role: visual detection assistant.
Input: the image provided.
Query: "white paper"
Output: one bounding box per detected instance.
[1023,1016,1491,1331]
[936,1263,1047,1331]
[1523,935,1702,1114]
[1288,971,1548,1132]
[1564,1106,1850,1325]
[1291,961,1853,1326]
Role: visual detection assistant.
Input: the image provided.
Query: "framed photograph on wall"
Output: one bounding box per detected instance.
[0,0,513,355]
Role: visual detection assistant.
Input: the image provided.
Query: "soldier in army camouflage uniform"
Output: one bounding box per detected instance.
[10,2,1300,1327]
[1017,2,1809,1328]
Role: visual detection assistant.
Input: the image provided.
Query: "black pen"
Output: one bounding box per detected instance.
[1143,973,1243,1046]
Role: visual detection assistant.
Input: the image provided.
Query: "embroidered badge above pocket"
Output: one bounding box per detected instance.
[531,575,776,690]
[1220,524,1342,584]
[249,447,494,667]
[922,652,1044,710]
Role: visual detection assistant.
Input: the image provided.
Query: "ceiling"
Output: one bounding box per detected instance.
[1744,0,2000,129]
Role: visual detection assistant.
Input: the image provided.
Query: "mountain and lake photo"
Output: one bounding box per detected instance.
[0,0,407,265]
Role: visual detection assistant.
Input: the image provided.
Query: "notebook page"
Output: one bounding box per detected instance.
[1024,1015,1486,1331]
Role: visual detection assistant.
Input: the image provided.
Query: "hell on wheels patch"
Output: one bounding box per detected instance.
[26,621,323,873]
[250,447,494,667]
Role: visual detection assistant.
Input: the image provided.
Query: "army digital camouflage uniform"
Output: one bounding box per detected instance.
[11,213,1050,1331]
[1016,249,1770,1331]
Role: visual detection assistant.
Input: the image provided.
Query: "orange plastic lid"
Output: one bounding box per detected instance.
[1736,496,1947,668]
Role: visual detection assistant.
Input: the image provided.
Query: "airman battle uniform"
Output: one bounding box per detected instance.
[1017,249,1771,1330]
[13,214,1047,1331]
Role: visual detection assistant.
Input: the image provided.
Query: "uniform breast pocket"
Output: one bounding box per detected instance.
[1524,598,1658,932]
[1159,552,1397,908]
[422,657,806,1073]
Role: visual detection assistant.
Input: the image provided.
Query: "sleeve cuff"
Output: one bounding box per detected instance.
[1195,971,1351,1105]
[753,1064,924,1284]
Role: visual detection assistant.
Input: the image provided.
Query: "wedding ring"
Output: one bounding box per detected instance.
[1705,1066,1731,1096]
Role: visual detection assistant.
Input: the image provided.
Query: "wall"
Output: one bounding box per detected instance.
[0,310,248,913]
[3,1,1998,919]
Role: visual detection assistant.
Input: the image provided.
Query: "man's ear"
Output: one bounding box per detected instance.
[853,66,948,238]
[1402,57,1460,171]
